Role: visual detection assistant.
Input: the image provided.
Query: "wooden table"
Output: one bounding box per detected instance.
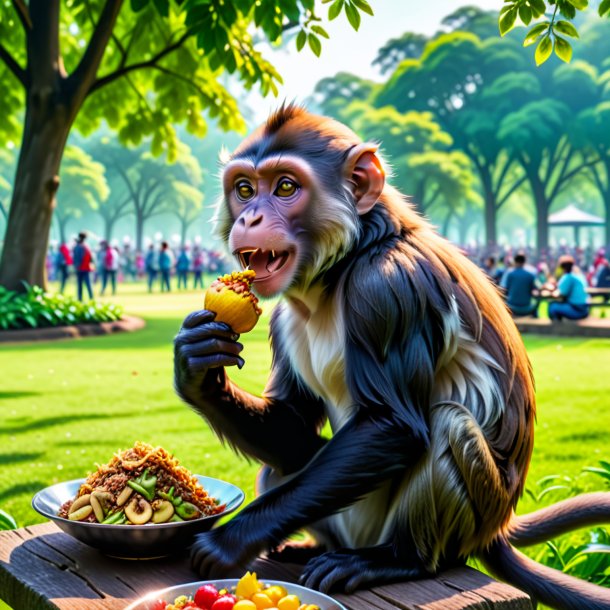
[0,523,533,610]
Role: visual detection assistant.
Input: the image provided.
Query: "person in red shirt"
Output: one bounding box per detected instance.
[56,241,73,293]
[73,231,94,301]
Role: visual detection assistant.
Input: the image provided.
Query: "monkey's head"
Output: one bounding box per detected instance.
[216,104,385,298]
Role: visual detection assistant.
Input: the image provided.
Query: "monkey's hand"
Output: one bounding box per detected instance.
[191,520,266,579]
[174,310,244,404]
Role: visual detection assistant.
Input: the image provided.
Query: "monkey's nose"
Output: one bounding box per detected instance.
[239,212,263,228]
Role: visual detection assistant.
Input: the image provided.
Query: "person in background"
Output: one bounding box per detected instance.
[501,253,539,317]
[192,246,204,289]
[55,241,73,293]
[73,231,94,301]
[95,241,106,284]
[135,251,145,280]
[176,246,191,290]
[145,244,158,293]
[158,241,174,293]
[100,241,120,296]
[122,244,137,282]
[482,256,503,285]
[548,255,590,321]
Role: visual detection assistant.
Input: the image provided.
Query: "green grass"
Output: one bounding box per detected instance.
[0,280,609,609]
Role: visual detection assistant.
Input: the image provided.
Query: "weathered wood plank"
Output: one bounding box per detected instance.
[0,523,532,610]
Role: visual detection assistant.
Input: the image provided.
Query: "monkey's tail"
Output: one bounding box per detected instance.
[507,492,610,547]
[481,535,610,610]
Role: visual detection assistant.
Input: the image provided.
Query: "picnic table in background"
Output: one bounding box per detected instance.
[0,522,533,610]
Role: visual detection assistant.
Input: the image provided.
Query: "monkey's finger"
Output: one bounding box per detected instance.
[181,310,216,329]
[344,573,366,593]
[176,322,238,345]
[187,355,245,372]
[179,339,243,360]
[318,566,348,593]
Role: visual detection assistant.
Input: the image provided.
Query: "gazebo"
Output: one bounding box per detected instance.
[548,204,605,246]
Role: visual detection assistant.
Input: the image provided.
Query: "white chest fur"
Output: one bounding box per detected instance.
[278,290,352,431]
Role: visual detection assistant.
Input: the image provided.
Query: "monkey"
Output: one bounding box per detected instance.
[173,104,610,610]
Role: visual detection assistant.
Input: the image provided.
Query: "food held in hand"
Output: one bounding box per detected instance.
[58,442,224,525]
[156,572,321,609]
[204,270,262,334]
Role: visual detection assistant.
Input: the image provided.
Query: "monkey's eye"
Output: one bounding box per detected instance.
[235,180,255,201]
[275,178,299,198]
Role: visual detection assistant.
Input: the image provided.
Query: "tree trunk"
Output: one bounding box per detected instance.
[135,212,144,252]
[442,210,454,239]
[532,178,549,255]
[180,219,188,246]
[57,215,68,244]
[0,104,70,291]
[104,216,115,242]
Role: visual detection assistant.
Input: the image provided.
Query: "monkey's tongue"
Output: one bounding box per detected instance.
[248,249,289,277]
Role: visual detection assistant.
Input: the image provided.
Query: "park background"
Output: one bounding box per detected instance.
[1,0,610,608]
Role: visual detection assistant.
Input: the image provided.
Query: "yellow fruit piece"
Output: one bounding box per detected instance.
[236,571,262,599]
[263,586,288,604]
[251,592,274,609]
[298,606,320,610]
[204,285,260,334]
[277,595,300,610]
[234,601,258,610]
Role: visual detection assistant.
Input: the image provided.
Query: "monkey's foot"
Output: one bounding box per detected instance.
[300,545,429,593]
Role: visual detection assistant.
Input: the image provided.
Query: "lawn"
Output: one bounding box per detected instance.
[0,279,609,608]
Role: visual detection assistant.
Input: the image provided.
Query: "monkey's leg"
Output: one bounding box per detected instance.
[299,542,434,593]
[257,465,336,564]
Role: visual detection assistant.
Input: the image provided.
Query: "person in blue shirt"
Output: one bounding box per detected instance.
[548,255,590,321]
[501,253,539,317]
[176,246,191,290]
[158,241,174,292]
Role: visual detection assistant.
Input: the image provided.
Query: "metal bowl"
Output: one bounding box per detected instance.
[32,476,244,559]
[124,579,348,610]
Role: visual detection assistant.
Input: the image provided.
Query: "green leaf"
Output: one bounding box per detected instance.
[311,24,330,39]
[535,35,553,65]
[130,0,149,11]
[499,7,518,36]
[519,4,533,24]
[152,0,169,17]
[308,33,322,56]
[600,0,610,16]
[554,35,573,62]
[530,0,547,17]
[345,2,361,30]
[566,0,588,9]
[0,510,17,531]
[554,19,579,37]
[328,0,343,20]
[351,0,374,16]
[296,29,307,51]
[524,21,550,46]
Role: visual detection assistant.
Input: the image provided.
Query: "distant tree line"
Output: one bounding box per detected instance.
[312,6,610,252]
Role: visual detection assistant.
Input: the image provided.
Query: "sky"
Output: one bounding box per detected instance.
[252,0,501,119]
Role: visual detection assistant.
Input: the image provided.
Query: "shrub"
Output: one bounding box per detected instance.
[0,284,123,330]
[0,509,17,531]
[524,461,610,586]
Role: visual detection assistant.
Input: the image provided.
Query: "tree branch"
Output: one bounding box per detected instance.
[491,155,515,200]
[0,43,26,86]
[12,0,32,30]
[88,31,191,95]
[67,0,124,110]
[497,175,527,210]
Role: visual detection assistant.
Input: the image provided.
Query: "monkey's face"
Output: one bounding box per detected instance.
[223,155,315,298]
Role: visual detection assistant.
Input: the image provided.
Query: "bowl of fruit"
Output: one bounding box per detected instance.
[125,571,347,610]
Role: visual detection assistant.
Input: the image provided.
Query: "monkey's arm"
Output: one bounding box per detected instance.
[174,310,327,474]
[191,254,449,577]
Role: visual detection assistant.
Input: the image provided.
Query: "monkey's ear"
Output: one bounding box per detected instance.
[344,143,385,215]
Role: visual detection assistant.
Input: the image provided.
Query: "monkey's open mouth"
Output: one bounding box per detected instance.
[235,248,291,279]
